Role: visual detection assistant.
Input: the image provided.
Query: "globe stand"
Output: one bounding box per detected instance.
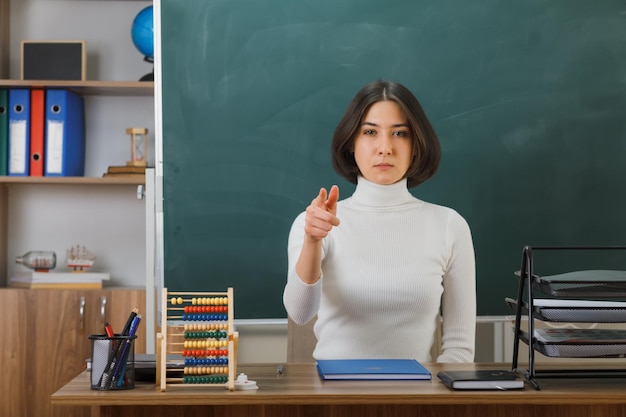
[140,56,154,82]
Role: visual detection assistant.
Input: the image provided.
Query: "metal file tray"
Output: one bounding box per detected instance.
[505,298,626,322]
[537,343,626,358]
[535,328,626,358]
[519,329,626,358]
[510,247,626,389]
[515,270,626,297]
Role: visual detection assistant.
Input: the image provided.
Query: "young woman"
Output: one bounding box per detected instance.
[283,80,476,363]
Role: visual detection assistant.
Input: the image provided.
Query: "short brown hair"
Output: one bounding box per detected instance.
[331,80,441,188]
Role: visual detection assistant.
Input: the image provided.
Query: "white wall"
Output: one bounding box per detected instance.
[236,322,288,364]
[8,184,146,285]
[8,0,154,286]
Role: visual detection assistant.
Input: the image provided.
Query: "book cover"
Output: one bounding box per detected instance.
[437,370,524,390]
[103,173,145,180]
[8,88,30,176]
[107,165,146,174]
[316,359,431,380]
[11,270,110,284]
[29,88,45,176]
[9,280,102,289]
[44,89,85,176]
[0,88,8,175]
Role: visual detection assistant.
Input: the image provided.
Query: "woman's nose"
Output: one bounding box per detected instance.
[378,136,392,155]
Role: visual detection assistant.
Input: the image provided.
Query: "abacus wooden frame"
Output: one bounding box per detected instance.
[156,288,237,391]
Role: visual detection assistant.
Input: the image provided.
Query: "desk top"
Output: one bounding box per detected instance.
[52,362,626,407]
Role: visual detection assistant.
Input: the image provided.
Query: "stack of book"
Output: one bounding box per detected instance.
[104,165,146,180]
[9,270,110,289]
[103,165,146,180]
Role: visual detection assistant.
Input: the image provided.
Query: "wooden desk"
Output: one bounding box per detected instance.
[52,363,626,417]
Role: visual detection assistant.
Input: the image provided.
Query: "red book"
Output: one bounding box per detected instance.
[29,88,45,176]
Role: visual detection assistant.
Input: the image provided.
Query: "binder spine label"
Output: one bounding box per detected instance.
[46,120,64,174]
[9,120,28,174]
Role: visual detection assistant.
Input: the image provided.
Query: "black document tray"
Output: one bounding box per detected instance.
[515,270,626,297]
[519,329,626,358]
[505,297,626,323]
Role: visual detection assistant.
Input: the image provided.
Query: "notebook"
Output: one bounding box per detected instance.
[316,359,431,380]
[437,370,524,390]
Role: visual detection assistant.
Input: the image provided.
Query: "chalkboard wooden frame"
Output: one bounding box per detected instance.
[160,0,626,319]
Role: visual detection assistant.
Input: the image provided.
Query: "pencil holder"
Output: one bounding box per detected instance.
[89,333,137,390]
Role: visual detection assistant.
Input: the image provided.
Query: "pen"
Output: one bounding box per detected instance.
[99,308,140,388]
[104,322,114,338]
[98,356,116,388]
[121,307,139,335]
[112,314,142,388]
[104,322,115,350]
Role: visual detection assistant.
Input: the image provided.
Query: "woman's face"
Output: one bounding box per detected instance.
[353,100,413,185]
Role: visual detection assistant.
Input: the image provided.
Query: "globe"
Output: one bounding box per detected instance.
[131,6,154,59]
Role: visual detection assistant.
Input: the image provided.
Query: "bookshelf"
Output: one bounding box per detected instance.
[0,1,153,416]
[0,79,154,96]
[0,0,154,287]
[0,175,145,185]
[0,0,7,79]
[0,79,153,286]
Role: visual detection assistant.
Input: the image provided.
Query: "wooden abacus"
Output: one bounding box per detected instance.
[156,288,238,391]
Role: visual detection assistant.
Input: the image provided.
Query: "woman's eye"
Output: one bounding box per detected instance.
[363,129,375,135]
[393,130,408,137]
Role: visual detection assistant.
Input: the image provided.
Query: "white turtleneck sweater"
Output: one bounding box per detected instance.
[283,177,476,363]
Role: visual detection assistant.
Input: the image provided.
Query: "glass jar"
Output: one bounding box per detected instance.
[15,250,57,271]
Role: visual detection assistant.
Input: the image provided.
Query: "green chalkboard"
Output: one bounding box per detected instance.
[160,0,626,319]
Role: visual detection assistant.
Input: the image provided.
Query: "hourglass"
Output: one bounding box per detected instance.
[126,127,148,167]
